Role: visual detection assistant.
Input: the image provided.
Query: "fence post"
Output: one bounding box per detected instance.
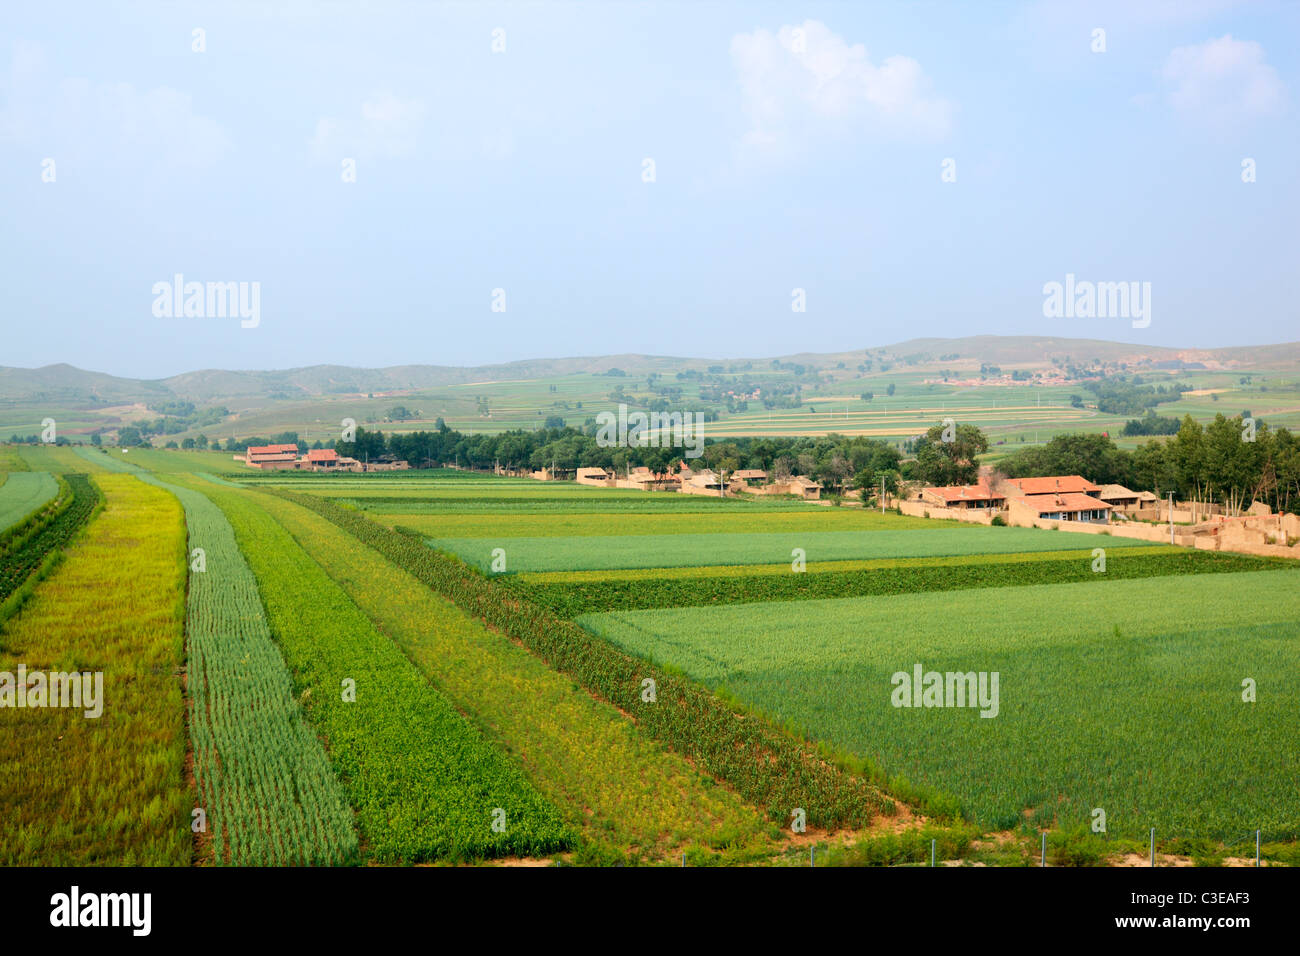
[811,845,815,868]
[931,838,936,867]
[1041,831,1046,867]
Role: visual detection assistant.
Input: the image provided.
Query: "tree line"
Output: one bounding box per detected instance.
[996,414,1299,515]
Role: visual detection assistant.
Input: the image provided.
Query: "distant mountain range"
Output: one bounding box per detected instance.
[3,336,1298,406]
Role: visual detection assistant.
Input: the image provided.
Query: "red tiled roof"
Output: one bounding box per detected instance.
[1006,475,1101,495]
[924,482,1004,503]
[1021,492,1112,513]
[306,448,340,462]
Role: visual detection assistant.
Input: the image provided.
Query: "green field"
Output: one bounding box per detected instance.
[0,472,58,533]
[383,509,934,538]
[578,570,1300,839]
[434,525,1163,573]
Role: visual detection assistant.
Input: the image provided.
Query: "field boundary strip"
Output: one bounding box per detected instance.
[271,488,897,831]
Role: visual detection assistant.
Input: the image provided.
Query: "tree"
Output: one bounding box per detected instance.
[1167,415,1207,503]
[886,383,896,397]
[997,433,1132,486]
[1132,440,1173,497]
[906,423,988,486]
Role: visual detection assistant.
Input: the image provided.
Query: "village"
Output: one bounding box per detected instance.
[904,470,1300,560]
[529,459,1300,561]
[235,443,411,472]
[234,441,1300,561]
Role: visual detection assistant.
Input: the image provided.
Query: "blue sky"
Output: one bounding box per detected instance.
[2,0,1297,379]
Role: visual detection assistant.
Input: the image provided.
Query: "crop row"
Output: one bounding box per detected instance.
[512,549,1283,617]
[199,481,574,861]
[0,474,191,865]
[275,489,893,831]
[136,473,359,865]
[0,474,102,620]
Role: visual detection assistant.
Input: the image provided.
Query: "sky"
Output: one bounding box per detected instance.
[2,0,1297,379]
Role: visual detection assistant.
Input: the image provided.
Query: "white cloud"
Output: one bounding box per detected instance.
[1161,34,1284,122]
[309,92,425,161]
[730,20,953,153]
[0,40,229,169]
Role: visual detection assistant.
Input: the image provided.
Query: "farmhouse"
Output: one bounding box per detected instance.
[1002,475,1102,497]
[238,443,300,470]
[678,469,725,496]
[750,475,822,500]
[576,467,614,487]
[361,454,410,472]
[1097,484,1159,514]
[1009,492,1112,523]
[305,448,343,469]
[732,469,767,484]
[919,480,1005,511]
